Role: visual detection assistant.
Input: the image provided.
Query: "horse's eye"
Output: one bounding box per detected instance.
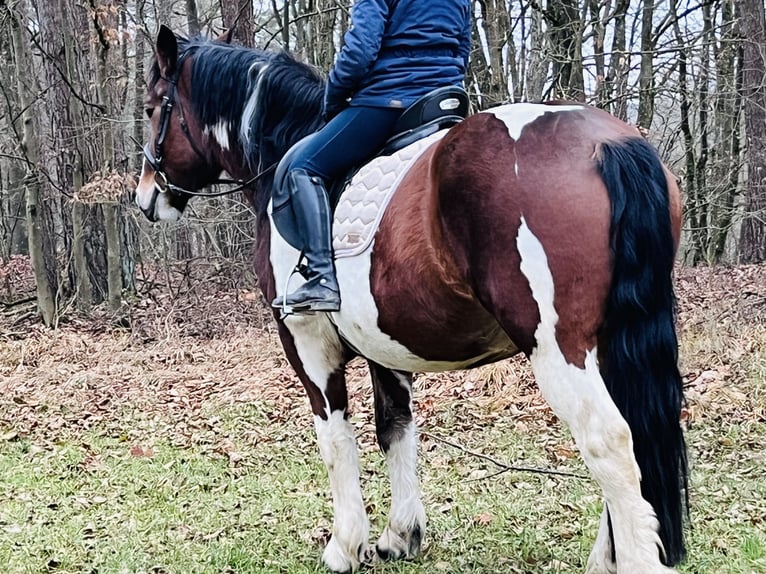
[145,108,154,119]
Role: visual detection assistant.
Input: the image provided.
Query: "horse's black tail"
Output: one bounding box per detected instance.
[597,138,688,566]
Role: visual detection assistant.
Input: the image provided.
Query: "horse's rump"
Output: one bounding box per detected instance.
[369,103,658,367]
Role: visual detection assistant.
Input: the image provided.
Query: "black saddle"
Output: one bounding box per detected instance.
[327,86,470,203]
[381,86,470,155]
[273,87,470,250]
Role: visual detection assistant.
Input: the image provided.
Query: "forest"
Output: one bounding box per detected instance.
[1,3,766,573]
[1,0,764,324]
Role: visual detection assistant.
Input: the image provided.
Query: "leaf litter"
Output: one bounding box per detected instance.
[0,260,764,454]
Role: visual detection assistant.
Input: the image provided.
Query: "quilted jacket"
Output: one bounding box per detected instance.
[324,0,472,113]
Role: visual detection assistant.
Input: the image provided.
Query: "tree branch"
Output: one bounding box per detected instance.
[420,431,588,480]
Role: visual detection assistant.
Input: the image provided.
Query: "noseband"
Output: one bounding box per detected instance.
[143,71,274,198]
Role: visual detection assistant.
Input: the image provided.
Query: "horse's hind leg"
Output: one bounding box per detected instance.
[587,507,617,574]
[278,318,370,573]
[368,361,426,561]
[516,222,674,573]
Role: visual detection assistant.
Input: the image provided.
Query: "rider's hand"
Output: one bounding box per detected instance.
[323,81,349,123]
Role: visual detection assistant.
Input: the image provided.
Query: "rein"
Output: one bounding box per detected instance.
[142,71,276,198]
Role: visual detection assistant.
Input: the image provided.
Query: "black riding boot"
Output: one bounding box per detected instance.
[272,169,341,314]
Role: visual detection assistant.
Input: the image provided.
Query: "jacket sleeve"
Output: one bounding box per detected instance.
[457,6,472,74]
[324,0,391,110]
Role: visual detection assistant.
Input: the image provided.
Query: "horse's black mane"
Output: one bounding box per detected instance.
[149,35,326,210]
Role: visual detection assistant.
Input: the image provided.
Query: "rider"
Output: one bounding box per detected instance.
[271,0,473,314]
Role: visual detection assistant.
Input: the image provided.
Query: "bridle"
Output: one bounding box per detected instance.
[142,70,275,198]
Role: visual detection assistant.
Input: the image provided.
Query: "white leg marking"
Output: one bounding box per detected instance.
[377,419,426,560]
[587,506,618,574]
[517,217,675,574]
[315,411,371,573]
[275,272,369,572]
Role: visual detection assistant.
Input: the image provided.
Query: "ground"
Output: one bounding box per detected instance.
[0,259,764,574]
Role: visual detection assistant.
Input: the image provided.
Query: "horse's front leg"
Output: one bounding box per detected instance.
[278,318,370,573]
[368,361,426,561]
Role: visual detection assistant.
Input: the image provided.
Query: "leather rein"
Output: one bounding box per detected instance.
[142,73,275,198]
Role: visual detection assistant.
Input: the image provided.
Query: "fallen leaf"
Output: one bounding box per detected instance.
[130,445,154,458]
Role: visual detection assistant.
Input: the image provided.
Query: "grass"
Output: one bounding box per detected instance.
[1,265,765,573]
[0,410,591,574]
[2,388,764,573]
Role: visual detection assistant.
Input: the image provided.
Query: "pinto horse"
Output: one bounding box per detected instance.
[135,26,688,574]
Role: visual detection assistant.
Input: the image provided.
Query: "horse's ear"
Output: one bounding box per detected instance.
[156,25,179,77]
[215,27,235,44]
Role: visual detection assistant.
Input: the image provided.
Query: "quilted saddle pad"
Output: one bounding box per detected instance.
[332,129,448,258]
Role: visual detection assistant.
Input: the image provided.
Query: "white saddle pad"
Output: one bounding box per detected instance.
[332,130,448,258]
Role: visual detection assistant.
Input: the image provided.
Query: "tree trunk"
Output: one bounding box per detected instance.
[132,0,146,173]
[315,0,338,71]
[221,0,255,47]
[712,0,742,261]
[478,0,510,107]
[103,203,121,309]
[607,0,629,120]
[92,1,122,310]
[186,0,200,36]
[588,0,609,109]
[525,5,546,102]
[737,0,766,262]
[636,0,655,130]
[546,0,585,101]
[71,201,91,308]
[10,1,57,325]
[694,0,712,261]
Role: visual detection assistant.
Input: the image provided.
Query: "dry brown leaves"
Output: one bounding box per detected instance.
[1,259,764,448]
[674,263,766,424]
[77,168,135,204]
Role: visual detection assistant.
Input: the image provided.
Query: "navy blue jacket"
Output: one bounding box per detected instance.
[324,0,472,113]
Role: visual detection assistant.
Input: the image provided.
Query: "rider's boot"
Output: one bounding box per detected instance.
[272,169,341,314]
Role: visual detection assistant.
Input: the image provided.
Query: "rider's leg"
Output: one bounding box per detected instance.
[272,106,403,313]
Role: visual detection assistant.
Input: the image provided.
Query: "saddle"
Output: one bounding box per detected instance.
[272,87,469,250]
[327,86,469,204]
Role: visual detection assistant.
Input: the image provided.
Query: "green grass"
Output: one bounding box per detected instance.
[1,314,765,573]
[2,396,764,574]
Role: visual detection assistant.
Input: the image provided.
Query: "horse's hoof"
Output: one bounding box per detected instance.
[322,537,355,573]
[375,524,422,561]
[323,536,370,573]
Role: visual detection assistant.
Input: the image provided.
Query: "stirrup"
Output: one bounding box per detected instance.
[273,282,340,317]
[274,260,309,318]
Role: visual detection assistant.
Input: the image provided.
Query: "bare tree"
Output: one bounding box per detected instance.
[606,0,629,120]
[546,0,585,101]
[737,0,766,262]
[9,0,57,324]
[220,0,254,46]
[636,0,655,129]
[525,4,547,102]
[710,0,742,261]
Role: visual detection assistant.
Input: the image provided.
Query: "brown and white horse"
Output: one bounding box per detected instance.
[135,26,688,574]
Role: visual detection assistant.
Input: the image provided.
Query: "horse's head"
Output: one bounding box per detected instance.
[135,26,223,221]
[136,26,327,222]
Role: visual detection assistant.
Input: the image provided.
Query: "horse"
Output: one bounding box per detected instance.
[135,25,688,574]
